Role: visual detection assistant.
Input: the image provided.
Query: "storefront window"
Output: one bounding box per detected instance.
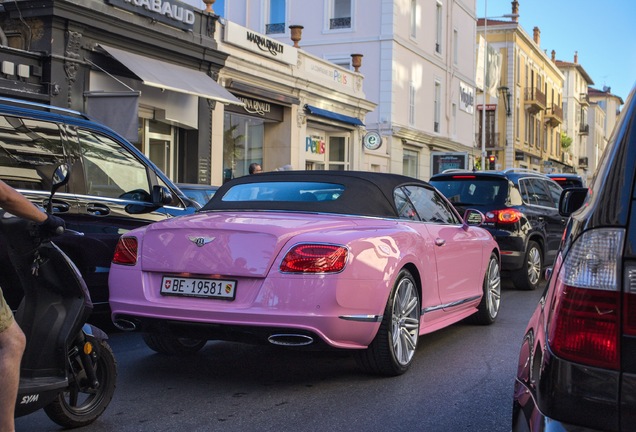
[403,149,419,178]
[223,113,264,181]
[305,131,350,171]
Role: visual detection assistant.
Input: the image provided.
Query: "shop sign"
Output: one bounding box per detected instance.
[515,150,525,161]
[306,136,326,155]
[226,95,283,121]
[238,97,270,116]
[224,21,297,65]
[431,152,468,175]
[304,57,353,91]
[106,0,195,31]
[477,104,497,111]
[459,81,474,114]
[363,131,382,150]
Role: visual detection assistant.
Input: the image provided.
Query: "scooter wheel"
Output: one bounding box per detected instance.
[43,339,117,428]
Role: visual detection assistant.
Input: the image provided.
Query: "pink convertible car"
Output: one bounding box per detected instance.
[109,171,500,376]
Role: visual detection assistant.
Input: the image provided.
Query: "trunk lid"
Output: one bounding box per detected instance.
[139,211,360,277]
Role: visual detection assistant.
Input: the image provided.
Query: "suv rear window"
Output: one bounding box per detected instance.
[431,177,510,207]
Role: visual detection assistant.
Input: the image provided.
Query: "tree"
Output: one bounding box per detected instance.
[560,132,573,152]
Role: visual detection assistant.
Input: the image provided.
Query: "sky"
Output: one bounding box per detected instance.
[477,0,636,102]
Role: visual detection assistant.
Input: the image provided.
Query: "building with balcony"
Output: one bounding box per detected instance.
[205,0,479,179]
[477,1,565,173]
[585,86,624,183]
[555,51,594,176]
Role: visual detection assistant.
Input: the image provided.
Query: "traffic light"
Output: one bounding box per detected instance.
[488,155,496,170]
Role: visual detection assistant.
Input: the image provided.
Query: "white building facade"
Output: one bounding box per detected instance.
[201,0,478,180]
[555,52,594,177]
[586,86,624,183]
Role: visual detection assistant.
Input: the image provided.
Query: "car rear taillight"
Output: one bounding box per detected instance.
[484,208,522,224]
[547,228,624,370]
[280,244,348,273]
[112,237,138,265]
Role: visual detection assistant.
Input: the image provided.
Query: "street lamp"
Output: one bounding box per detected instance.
[480,0,518,170]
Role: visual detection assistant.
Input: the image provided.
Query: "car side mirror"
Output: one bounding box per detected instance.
[462,209,485,229]
[152,185,173,206]
[559,187,588,217]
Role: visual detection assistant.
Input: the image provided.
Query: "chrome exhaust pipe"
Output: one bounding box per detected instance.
[268,334,314,347]
[113,318,139,332]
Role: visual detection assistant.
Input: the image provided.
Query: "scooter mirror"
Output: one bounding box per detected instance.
[52,163,70,191]
[48,163,70,214]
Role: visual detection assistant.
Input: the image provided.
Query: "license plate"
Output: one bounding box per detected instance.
[161,276,236,300]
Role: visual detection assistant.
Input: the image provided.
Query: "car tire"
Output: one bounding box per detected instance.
[142,332,207,355]
[354,269,420,376]
[468,253,501,325]
[512,240,542,291]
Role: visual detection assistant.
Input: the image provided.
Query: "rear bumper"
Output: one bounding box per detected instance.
[109,265,387,349]
[490,230,526,271]
[513,381,606,432]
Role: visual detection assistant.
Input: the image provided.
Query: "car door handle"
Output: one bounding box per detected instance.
[86,203,111,216]
[42,199,70,213]
[48,202,71,213]
[435,238,446,247]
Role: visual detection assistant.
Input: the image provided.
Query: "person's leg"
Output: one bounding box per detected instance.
[0,292,26,432]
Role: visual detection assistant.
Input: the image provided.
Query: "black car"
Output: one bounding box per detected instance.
[430,169,564,290]
[0,97,198,317]
[512,85,636,431]
[546,172,585,189]
[176,183,218,207]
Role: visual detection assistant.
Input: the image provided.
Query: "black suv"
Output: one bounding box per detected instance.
[0,98,198,317]
[430,169,564,290]
[546,172,585,189]
[512,85,636,431]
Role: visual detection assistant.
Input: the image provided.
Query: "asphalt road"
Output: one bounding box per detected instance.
[16,283,544,432]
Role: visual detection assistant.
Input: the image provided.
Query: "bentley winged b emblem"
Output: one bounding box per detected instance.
[188,236,215,247]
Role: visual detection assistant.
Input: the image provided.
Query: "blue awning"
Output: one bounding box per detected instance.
[305,104,364,126]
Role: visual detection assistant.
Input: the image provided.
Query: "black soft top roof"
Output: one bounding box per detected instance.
[202,170,434,218]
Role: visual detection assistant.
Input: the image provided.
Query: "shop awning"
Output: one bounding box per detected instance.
[98,45,243,106]
[305,104,364,126]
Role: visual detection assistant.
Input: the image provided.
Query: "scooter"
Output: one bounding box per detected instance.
[1,164,117,428]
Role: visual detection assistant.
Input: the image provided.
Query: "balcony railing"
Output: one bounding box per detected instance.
[524,87,546,113]
[579,93,590,106]
[475,132,501,149]
[329,17,351,29]
[545,103,563,126]
[265,23,286,34]
[579,123,589,135]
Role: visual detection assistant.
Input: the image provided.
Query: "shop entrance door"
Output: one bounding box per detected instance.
[328,134,350,171]
[144,120,175,179]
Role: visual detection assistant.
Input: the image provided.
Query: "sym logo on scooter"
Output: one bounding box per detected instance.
[20,394,39,405]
